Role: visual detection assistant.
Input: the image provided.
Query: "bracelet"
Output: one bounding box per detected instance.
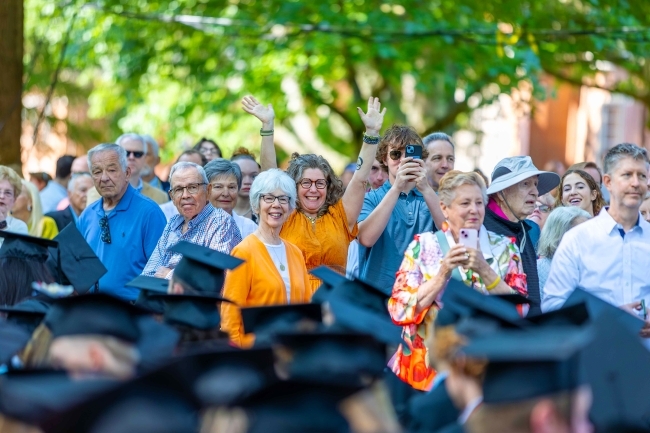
[363,132,380,145]
[260,128,274,136]
[485,275,501,291]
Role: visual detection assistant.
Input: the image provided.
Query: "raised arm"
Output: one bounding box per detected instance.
[242,95,277,171]
[341,97,387,232]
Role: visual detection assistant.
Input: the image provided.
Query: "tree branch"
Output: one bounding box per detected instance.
[422,100,470,136]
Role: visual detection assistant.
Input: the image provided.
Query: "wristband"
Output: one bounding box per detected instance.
[485,275,501,291]
[260,128,274,136]
[363,132,380,145]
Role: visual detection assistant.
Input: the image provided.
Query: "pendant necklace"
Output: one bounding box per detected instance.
[268,245,286,271]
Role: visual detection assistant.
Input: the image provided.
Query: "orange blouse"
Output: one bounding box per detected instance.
[280,199,359,293]
[221,234,311,348]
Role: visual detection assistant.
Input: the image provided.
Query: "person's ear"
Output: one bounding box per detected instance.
[440,202,449,220]
[603,173,612,192]
[529,399,569,433]
[125,166,132,180]
[590,188,598,201]
[88,342,106,372]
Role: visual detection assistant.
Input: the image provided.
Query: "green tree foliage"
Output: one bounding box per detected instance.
[23,0,650,166]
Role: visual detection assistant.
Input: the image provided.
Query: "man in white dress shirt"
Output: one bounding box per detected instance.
[543,143,650,338]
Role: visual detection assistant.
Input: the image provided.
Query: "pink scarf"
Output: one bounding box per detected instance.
[487,197,509,220]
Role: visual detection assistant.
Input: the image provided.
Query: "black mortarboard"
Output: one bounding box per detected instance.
[47,224,107,294]
[169,241,243,292]
[135,315,180,371]
[581,309,650,430]
[461,326,594,403]
[525,302,590,327]
[126,275,168,314]
[275,331,387,386]
[0,230,57,261]
[327,278,403,345]
[564,288,644,334]
[0,321,31,365]
[0,302,47,334]
[309,266,349,304]
[45,294,147,342]
[149,292,232,330]
[238,380,362,433]
[241,303,322,344]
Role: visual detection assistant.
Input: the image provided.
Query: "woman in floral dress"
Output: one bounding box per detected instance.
[388,170,528,391]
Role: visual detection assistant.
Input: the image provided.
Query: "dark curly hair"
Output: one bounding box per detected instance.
[556,169,606,216]
[376,125,428,171]
[286,153,344,218]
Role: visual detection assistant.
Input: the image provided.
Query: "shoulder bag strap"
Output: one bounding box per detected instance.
[435,230,464,282]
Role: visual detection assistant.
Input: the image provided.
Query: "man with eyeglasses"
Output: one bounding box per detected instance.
[86,133,169,206]
[141,161,241,279]
[78,143,167,301]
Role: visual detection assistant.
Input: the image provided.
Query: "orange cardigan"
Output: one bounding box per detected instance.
[221,234,311,347]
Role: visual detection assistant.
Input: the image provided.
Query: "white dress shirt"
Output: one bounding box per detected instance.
[232,212,257,239]
[542,208,650,312]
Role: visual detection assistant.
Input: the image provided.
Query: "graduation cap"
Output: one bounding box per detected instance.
[494,293,530,317]
[237,380,362,433]
[460,326,594,404]
[525,302,590,327]
[326,278,403,345]
[47,224,107,294]
[126,275,169,314]
[0,302,47,335]
[564,288,645,335]
[0,230,57,261]
[45,294,148,343]
[581,309,650,430]
[241,303,322,344]
[0,321,31,365]
[169,241,243,293]
[274,331,387,387]
[148,292,233,330]
[309,266,349,304]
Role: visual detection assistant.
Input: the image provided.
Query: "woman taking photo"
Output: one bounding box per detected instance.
[388,170,528,391]
[221,169,310,347]
[556,169,606,217]
[241,95,386,292]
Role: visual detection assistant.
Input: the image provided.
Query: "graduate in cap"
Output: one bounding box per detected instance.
[240,303,322,346]
[0,230,56,306]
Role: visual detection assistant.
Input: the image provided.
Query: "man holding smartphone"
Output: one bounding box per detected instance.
[357,125,446,295]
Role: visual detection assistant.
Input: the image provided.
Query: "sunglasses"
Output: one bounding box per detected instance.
[99,215,111,244]
[389,150,403,161]
[126,151,145,158]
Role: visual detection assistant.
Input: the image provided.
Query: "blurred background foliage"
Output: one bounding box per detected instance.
[23,0,650,166]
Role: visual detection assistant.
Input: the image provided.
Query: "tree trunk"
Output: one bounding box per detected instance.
[0,0,24,171]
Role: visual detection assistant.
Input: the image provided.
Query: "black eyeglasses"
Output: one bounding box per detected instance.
[126,151,145,158]
[261,194,290,205]
[389,150,403,161]
[99,215,111,244]
[169,183,207,199]
[298,179,328,190]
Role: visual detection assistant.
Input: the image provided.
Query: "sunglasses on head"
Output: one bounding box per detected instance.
[126,151,145,158]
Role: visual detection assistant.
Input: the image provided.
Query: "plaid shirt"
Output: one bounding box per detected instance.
[142,203,242,278]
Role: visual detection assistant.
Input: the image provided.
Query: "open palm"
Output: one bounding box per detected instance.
[357,96,387,134]
[242,95,275,124]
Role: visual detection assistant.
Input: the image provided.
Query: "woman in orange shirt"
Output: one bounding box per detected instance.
[221,169,311,347]
[241,95,387,292]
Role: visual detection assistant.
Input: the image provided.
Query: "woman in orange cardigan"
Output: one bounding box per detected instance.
[221,169,311,347]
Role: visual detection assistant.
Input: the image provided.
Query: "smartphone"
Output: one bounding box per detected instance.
[405,144,422,159]
[641,299,647,320]
[459,228,478,249]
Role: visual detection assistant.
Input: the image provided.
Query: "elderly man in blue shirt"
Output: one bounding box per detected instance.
[141,161,242,279]
[78,143,167,301]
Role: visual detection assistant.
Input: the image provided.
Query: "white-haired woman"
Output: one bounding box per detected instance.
[221,169,310,347]
[537,206,591,296]
[388,170,528,391]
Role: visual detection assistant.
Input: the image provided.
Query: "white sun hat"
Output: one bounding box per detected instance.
[486,156,560,196]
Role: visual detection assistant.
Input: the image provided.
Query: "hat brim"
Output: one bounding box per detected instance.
[487,170,560,196]
[327,296,403,345]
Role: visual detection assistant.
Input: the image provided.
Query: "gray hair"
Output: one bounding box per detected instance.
[423,132,454,148]
[438,170,487,206]
[141,134,159,156]
[116,133,147,154]
[67,172,93,192]
[250,169,297,214]
[204,159,242,189]
[87,143,128,172]
[537,206,591,259]
[603,143,649,174]
[169,162,208,187]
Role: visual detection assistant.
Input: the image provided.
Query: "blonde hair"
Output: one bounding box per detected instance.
[0,166,23,197]
[20,180,46,237]
[19,323,53,368]
[438,170,488,206]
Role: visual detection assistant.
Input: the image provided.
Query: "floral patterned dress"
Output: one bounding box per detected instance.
[387,224,528,391]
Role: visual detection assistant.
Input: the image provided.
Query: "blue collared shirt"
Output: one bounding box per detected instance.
[358,181,436,294]
[142,203,242,277]
[78,184,167,300]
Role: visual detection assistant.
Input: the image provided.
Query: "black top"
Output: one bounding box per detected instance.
[45,206,74,231]
[0,230,57,261]
[408,378,460,433]
[483,208,540,315]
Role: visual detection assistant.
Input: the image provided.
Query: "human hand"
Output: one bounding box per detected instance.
[392,158,421,193]
[440,244,469,278]
[242,95,275,126]
[412,160,432,193]
[463,247,491,276]
[357,96,387,136]
[154,267,172,278]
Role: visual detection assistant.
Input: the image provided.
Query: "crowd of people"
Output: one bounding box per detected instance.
[0,95,649,432]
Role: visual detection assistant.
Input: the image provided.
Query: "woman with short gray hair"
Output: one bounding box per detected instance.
[537,207,591,296]
[221,169,310,347]
[204,159,257,238]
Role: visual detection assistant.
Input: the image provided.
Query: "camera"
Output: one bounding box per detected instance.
[406,145,414,153]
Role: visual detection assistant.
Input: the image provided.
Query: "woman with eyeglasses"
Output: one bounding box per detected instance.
[221,169,311,347]
[193,138,222,163]
[556,169,606,217]
[242,95,386,292]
